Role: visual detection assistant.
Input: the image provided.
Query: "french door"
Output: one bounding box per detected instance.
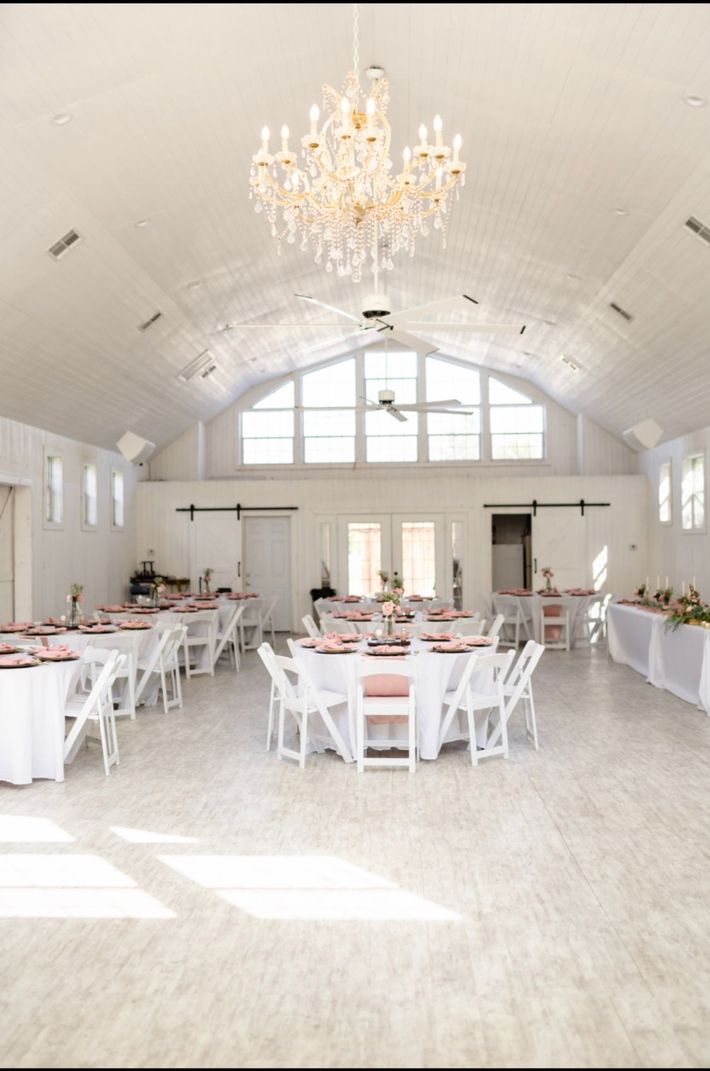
[338,514,447,598]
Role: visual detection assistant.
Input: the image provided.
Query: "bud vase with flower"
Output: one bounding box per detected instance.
[382,600,395,637]
[541,566,554,592]
[67,582,84,627]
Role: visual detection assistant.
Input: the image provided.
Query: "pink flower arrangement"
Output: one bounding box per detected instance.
[382,601,394,617]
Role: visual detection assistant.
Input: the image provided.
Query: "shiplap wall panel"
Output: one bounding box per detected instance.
[0,415,137,618]
[136,473,648,630]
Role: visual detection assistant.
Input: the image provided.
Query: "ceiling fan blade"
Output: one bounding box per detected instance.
[414,408,475,415]
[389,295,476,322]
[375,322,439,355]
[405,322,526,334]
[294,293,363,325]
[387,407,408,423]
[219,322,361,329]
[395,399,463,410]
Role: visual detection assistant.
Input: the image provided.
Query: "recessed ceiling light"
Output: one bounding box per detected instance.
[684,94,706,108]
[187,280,203,291]
[135,218,151,228]
[613,208,629,216]
[51,112,73,126]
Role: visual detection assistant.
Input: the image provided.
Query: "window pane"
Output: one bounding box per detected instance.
[46,456,63,524]
[242,439,293,464]
[304,437,355,463]
[242,410,294,438]
[252,382,294,409]
[490,406,544,433]
[427,357,480,404]
[488,378,533,404]
[428,411,480,435]
[658,462,671,523]
[401,522,436,596]
[491,434,544,460]
[302,359,355,407]
[367,436,418,462]
[365,351,416,378]
[83,464,97,527]
[429,435,480,461]
[111,471,124,528]
[366,410,418,437]
[303,410,356,436]
[348,522,381,596]
[682,456,705,529]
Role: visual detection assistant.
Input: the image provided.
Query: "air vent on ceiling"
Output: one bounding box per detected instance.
[47,229,82,260]
[137,310,163,332]
[684,215,710,245]
[561,354,580,373]
[609,301,633,322]
[177,350,217,382]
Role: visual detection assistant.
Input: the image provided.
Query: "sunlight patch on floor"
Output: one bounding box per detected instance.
[111,825,199,844]
[0,816,74,843]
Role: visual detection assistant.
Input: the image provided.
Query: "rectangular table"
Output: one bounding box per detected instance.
[607,603,710,714]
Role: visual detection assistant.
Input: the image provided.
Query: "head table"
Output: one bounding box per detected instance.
[294,636,498,761]
[607,602,710,714]
[491,591,603,645]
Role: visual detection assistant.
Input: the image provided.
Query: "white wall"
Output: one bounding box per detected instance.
[149,422,206,481]
[0,415,137,619]
[136,473,648,630]
[640,423,710,594]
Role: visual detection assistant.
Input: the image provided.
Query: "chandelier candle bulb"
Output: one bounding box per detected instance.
[280,125,289,151]
[453,133,462,164]
[309,104,319,135]
[433,114,443,146]
[260,126,270,153]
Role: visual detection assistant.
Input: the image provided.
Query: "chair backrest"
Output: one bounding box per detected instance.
[161,624,187,665]
[472,650,516,684]
[540,601,567,620]
[78,647,123,710]
[219,602,245,637]
[257,642,294,699]
[454,619,485,637]
[504,641,544,716]
[182,609,217,638]
[486,613,506,640]
[302,614,321,638]
[261,595,279,623]
[356,656,415,690]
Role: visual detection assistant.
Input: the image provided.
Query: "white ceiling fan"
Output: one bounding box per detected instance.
[219,290,526,354]
[357,386,472,423]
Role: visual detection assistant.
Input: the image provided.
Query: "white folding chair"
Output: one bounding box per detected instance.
[539,601,570,650]
[498,640,545,751]
[486,613,507,642]
[320,614,358,635]
[258,644,350,767]
[260,595,278,647]
[586,593,611,646]
[214,603,245,671]
[437,650,515,765]
[302,614,321,639]
[239,600,263,652]
[356,658,416,773]
[64,648,125,775]
[157,625,187,713]
[257,642,279,751]
[182,610,217,678]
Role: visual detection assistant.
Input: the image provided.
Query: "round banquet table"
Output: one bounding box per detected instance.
[294,637,498,761]
[320,615,479,638]
[0,659,82,784]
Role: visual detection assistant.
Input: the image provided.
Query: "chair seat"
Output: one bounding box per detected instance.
[309,688,347,709]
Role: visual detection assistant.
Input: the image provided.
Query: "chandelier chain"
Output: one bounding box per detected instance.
[353,3,359,87]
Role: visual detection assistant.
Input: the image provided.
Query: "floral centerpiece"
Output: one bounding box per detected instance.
[541,566,554,592]
[152,575,166,607]
[665,585,710,630]
[377,569,389,591]
[66,582,84,627]
[202,567,214,594]
[376,584,404,635]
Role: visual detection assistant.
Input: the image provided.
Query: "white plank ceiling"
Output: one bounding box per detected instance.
[1,3,710,450]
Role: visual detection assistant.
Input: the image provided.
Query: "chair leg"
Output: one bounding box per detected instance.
[527,690,539,750]
[299,708,308,770]
[408,696,416,773]
[276,698,286,760]
[467,695,478,767]
[356,703,364,773]
[266,681,275,751]
[183,637,191,680]
[160,665,169,714]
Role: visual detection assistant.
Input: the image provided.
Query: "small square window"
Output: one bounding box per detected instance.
[658,461,672,525]
[111,470,125,529]
[45,455,64,527]
[681,453,704,531]
[82,463,98,529]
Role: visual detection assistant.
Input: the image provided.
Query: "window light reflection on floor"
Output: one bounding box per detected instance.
[0,855,174,919]
[158,855,461,922]
[0,816,74,843]
[110,825,198,844]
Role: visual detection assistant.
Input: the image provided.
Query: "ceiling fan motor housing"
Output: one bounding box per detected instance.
[378,388,396,405]
[361,292,391,319]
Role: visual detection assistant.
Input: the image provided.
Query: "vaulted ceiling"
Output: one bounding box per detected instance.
[1,3,710,451]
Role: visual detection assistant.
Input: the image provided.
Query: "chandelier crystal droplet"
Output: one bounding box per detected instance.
[248,3,466,281]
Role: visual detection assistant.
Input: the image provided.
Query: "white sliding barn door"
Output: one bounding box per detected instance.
[243,517,291,631]
[0,487,14,620]
[532,508,587,590]
[189,512,242,591]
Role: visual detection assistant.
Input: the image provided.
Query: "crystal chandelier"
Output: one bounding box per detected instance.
[249,3,466,282]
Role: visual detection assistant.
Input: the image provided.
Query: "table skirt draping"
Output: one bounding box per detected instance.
[607,603,710,714]
[295,640,496,760]
[0,661,82,784]
[491,593,603,645]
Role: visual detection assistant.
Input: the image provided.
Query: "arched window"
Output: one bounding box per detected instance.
[238,352,545,466]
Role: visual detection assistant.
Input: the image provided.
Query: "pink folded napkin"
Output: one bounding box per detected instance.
[119,620,152,629]
[461,636,493,646]
[299,638,319,647]
[366,645,408,656]
[97,605,125,612]
[420,631,455,641]
[0,654,37,667]
[316,643,349,653]
[433,642,469,653]
[0,642,19,653]
[0,622,33,631]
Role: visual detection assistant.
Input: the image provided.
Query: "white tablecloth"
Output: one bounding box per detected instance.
[492,593,602,645]
[0,660,81,784]
[607,603,710,714]
[294,638,497,760]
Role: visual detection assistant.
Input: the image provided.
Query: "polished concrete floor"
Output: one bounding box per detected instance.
[0,643,709,1068]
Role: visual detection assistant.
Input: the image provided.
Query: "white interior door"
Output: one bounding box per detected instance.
[243,516,291,631]
[532,509,587,590]
[0,487,14,620]
[189,512,242,591]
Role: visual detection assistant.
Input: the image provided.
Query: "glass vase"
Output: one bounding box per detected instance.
[68,597,80,627]
[545,577,552,592]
